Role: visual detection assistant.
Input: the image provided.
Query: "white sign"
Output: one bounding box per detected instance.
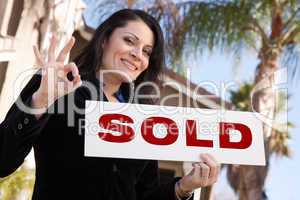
[84,100,265,166]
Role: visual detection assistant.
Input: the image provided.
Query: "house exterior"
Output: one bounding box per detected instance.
[0,1,232,199]
[0,0,85,120]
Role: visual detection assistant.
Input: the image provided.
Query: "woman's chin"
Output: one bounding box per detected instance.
[117,71,136,82]
[121,76,135,83]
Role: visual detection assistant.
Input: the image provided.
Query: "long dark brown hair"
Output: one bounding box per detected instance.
[74,9,165,104]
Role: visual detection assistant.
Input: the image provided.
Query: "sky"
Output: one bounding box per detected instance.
[82,1,300,199]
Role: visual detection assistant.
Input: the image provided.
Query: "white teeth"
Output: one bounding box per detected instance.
[122,59,136,71]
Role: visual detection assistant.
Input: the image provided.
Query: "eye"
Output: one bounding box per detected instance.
[124,37,134,45]
[143,49,151,57]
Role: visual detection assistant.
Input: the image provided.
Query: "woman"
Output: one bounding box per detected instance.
[0,9,220,200]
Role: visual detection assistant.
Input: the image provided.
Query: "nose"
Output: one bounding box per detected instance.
[130,47,143,61]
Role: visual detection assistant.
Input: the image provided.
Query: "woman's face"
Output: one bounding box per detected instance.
[101,20,154,82]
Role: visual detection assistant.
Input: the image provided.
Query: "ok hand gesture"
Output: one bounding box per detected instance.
[31,34,82,117]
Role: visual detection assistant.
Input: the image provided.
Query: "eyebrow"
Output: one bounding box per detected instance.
[124,32,153,48]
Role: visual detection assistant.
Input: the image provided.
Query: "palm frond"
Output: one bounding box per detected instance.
[179,1,262,50]
[147,0,268,72]
[269,123,293,157]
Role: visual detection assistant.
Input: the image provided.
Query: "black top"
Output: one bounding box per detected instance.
[0,72,183,200]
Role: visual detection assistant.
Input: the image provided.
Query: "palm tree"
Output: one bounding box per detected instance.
[177,1,298,199]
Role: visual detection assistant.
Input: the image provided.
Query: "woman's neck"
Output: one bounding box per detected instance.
[98,70,122,97]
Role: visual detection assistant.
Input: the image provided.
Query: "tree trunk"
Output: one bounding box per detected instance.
[238,50,280,200]
[226,45,280,200]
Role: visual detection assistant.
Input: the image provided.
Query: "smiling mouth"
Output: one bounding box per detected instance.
[121,59,137,71]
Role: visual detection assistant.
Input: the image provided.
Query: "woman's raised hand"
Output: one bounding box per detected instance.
[31,34,82,117]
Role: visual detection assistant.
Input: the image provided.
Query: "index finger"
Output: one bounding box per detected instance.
[33,45,45,67]
[56,37,75,62]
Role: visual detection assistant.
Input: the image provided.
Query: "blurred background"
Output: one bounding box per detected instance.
[0,0,299,199]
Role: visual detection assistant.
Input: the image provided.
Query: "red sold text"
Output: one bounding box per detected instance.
[98,114,252,149]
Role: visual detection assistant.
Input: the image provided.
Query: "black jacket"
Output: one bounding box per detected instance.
[0,72,181,200]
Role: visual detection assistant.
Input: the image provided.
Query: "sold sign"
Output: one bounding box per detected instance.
[84,101,265,166]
